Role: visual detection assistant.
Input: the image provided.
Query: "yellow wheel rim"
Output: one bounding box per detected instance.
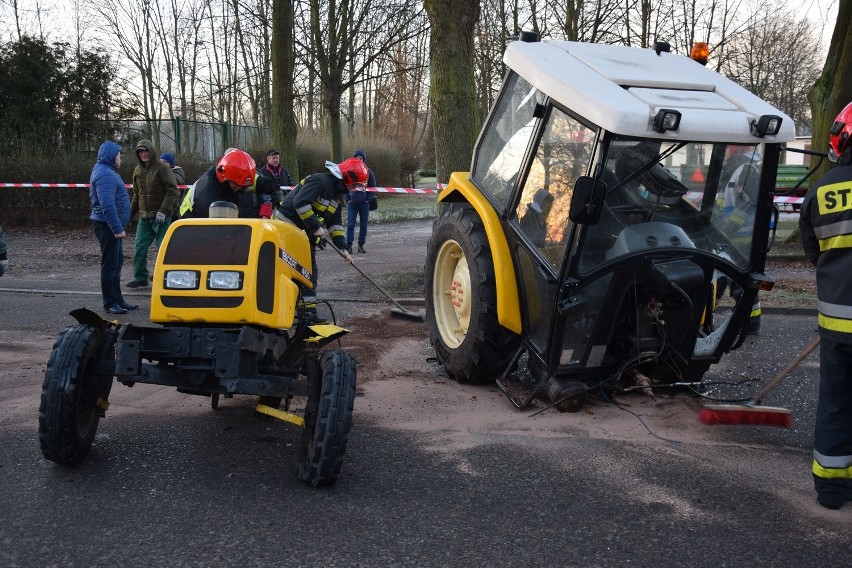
[432,239,471,348]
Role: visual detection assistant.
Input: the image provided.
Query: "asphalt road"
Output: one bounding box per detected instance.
[1,220,850,567]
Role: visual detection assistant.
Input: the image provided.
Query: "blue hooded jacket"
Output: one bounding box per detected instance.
[90,141,131,234]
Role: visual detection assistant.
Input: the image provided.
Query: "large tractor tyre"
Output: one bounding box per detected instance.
[39,325,112,465]
[297,350,356,488]
[425,203,521,384]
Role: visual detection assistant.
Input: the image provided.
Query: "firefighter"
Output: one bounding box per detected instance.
[799,101,852,510]
[279,158,365,324]
[180,148,275,219]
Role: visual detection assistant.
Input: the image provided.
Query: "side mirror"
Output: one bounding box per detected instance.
[569,176,606,225]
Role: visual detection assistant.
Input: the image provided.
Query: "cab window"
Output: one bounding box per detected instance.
[512,108,596,273]
[471,73,545,210]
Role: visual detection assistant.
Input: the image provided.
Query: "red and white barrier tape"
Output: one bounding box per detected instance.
[0,182,440,195]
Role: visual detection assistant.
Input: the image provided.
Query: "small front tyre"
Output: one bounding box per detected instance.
[298,350,356,487]
[39,324,113,465]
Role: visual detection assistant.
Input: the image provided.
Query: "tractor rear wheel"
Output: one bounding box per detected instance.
[425,203,520,384]
[297,350,356,487]
[39,325,112,465]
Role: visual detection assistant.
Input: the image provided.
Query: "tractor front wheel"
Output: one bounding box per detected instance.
[39,325,113,465]
[297,350,356,487]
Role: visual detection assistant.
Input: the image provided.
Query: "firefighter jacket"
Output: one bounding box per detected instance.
[180,167,238,218]
[800,163,852,343]
[131,139,179,219]
[280,172,347,250]
[180,168,275,218]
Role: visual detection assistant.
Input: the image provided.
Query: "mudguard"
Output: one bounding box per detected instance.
[436,172,522,333]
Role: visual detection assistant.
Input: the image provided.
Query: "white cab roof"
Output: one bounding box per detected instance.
[503,39,796,143]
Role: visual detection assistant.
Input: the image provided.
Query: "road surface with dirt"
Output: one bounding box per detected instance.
[0,220,849,566]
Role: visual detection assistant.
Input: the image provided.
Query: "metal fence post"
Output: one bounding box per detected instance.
[174,116,182,154]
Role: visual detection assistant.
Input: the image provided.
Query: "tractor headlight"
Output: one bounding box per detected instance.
[164,270,200,289]
[208,271,243,290]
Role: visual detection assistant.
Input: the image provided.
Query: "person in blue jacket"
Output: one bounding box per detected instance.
[345,149,378,253]
[89,141,137,314]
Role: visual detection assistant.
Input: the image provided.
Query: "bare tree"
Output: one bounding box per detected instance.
[724,4,822,133]
[303,0,424,160]
[271,0,298,180]
[95,1,162,145]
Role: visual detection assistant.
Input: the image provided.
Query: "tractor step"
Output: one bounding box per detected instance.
[495,375,542,409]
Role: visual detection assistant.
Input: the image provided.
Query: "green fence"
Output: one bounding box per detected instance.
[111,118,273,161]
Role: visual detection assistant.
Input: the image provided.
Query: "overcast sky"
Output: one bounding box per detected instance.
[1,0,841,49]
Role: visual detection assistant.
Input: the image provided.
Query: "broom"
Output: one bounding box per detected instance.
[323,236,426,322]
[698,336,820,428]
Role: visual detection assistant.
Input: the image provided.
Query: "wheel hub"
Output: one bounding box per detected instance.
[433,239,472,348]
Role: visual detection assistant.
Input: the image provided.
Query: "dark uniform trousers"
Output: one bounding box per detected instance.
[813,339,852,503]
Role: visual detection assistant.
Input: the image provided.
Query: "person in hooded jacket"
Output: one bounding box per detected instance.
[126,139,178,288]
[89,141,136,314]
[279,158,365,323]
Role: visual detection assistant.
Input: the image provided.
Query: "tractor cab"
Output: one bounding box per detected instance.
[426,36,794,408]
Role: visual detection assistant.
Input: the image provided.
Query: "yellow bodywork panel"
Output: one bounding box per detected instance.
[150,218,313,329]
[254,403,305,427]
[437,172,522,334]
[305,324,350,344]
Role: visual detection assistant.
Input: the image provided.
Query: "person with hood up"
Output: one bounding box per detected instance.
[89,141,136,314]
[126,139,178,288]
[279,158,366,323]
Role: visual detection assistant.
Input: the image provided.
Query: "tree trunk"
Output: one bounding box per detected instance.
[425,0,480,182]
[324,81,344,161]
[272,0,299,181]
[807,0,852,178]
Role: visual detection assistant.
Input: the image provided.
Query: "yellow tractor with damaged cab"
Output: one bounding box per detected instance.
[426,33,800,411]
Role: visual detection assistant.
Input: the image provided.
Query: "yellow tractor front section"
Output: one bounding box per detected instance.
[150,218,313,329]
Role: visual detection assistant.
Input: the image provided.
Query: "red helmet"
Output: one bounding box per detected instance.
[216,148,256,187]
[829,102,852,162]
[338,157,369,187]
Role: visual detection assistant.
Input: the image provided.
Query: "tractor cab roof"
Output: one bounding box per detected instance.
[504,39,796,144]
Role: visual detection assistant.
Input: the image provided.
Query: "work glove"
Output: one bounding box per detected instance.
[313,227,326,250]
[258,203,273,219]
[0,259,7,277]
[155,212,167,224]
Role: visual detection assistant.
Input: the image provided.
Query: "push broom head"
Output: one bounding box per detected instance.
[698,405,793,428]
